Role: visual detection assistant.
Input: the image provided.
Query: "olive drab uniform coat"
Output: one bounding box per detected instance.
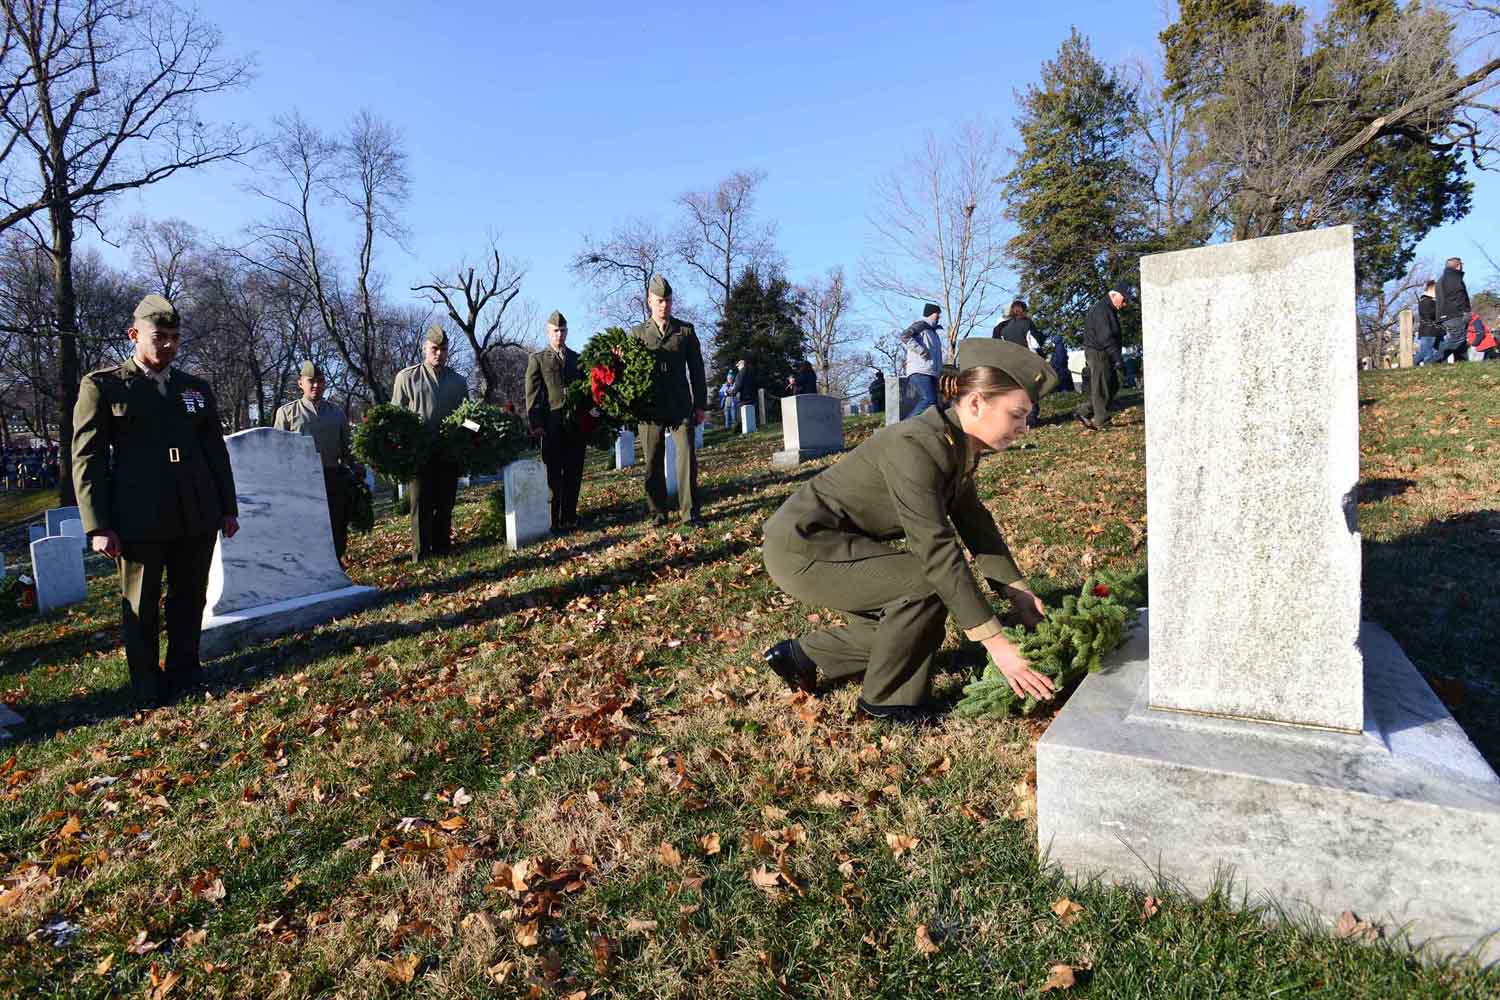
[761,404,1022,707]
[391,362,468,559]
[629,316,708,518]
[273,397,353,559]
[524,345,586,527]
[72,357,238,703]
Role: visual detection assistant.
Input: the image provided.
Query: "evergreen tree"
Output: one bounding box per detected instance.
[710,269,807,397]
[1002,29,1145,344]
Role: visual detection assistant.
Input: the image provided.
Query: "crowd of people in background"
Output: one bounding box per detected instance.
[1416,257,1497,364]
[0,443,60,491]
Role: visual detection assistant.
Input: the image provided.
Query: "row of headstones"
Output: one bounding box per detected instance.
[23,504,89,615]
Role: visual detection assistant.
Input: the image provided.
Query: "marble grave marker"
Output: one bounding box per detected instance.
[771,393,844,469]
[45,505,81,537]
[31,535,85,613]
[503,458,550,550]
[615,430,636,469]
[739,404,756,434]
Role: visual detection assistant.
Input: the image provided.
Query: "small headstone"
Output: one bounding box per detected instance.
[883,376,922,425]
[365,467,376,492]
[28,524,45,546]
[615,430,636,469]
[1398,309,1414,368]
[772,394,845,469]
[0,553,6,579]
[458,475,471,489]
[757,387,768,426]
[694,423,704,448]
[45,505,81,537]
[59,518,86,551]
[664,434,679,498]
[30,535,86,614]
[503,458,550,550]
[739,404,757,434]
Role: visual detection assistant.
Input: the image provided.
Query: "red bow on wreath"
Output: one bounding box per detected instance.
[590,364,616,407]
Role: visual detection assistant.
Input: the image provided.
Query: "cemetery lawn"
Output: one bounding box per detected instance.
[0,368,1496,998]
[0,488,60,535]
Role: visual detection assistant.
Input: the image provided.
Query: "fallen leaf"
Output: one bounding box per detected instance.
[382,953,419,984]
[1041,963,1077,993]
[148,967,182,999]
[885,832,919,858]
[658,842,682,868]
[438,814,468,831]
[749,866,781,892]
[1140,895,1160,921]
[1051,897,1084,927]
[452,787,473,807]
[914,924,939,956]
[625,917,659,934]
[1334,909,1380,943]
[699,832,721,855]
[58,815,82,841]
[94,953,115,975]
[515,921,540,947]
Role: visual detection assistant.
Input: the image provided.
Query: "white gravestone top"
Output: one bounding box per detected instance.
[739,404,757,434]
[31,535,86,614]
[1141,225,1362,732]
[45,506,80,537]
[615,430,636,469]
[59,518,86,551]
[28,524,46,546]
[781,394,843,455]
[206,429,353,617]
[694,424,704,448]
[503,459,550,550]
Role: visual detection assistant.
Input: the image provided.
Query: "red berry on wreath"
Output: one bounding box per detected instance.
[1093,584,1111,598]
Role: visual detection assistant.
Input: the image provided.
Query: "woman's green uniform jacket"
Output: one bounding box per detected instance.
[764,404,1021,640]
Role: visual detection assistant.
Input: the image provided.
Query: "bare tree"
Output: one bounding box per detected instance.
[570,216,668,327]
[0,0,253,501]
[1358,260,1432,367]
[241,110,412,405]
[863,120,1011,354]
[1124,55,1208,245]
[796,266,861,397]
[673,169,782,331]
[414,236,529,402]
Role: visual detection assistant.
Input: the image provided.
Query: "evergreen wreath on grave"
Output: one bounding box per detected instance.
[1,572,36,618]
[440,400,529,476]
[575,327,657,427]
[562,379,620,451]
[953,571,1145,719]
[353,404,433,483]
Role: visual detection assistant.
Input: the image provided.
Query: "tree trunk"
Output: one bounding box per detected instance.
[52,197,80,505]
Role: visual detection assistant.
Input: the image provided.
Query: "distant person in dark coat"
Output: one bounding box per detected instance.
[788,361,818,395]
[730,359,753,428]
[1075,288,1129,430]
[994,300,1045,426]
[869,370,886,414]
[1049,338,1075,393]
[1416,281,1440,366]
[1436,257,1471,363]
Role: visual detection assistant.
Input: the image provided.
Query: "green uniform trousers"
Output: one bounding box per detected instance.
[1077,348,1119,427]
[117,532,217,704]
[763,543,948,708]
[639,421,699,518]
[322,467,350,561]
[408,458,459,561]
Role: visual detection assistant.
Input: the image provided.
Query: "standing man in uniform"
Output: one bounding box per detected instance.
[391,325,468,560]
[72,295,239,706]
[1075,287,1129,430]
[273,361,353,560]
[525,311,587,532]
[630,274,707,527]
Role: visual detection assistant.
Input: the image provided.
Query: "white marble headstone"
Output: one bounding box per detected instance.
[615,430,636,469]
[503,459,550,550]
[1142,225,1362,732]
[31,535,85,614]
[59,518,86,551]
[45,505,81,537]
[28,524,45,546]
[206,429,352,616]
[739,404,757,434]
[781,394,843,455]
[694,423,704,448]
[664,434,679,498]
[365,467,376,492]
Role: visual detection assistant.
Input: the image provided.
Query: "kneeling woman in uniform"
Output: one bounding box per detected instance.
[761,339,1058,724]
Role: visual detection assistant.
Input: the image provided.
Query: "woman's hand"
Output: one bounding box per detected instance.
[1003,582,1046,628]
[981,633,1054,702]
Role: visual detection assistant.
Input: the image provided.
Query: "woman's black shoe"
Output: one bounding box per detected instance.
[763,640,817,694]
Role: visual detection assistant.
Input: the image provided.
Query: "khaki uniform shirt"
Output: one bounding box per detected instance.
[763,405,1020,638]
[391,363,468,430]
[524,347,580,431]
[273,398,350,469]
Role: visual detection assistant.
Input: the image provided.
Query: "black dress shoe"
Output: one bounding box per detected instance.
[652,514,670,527]
[856,698,938,727]
[685,513,707,528]
[763,640,817,694]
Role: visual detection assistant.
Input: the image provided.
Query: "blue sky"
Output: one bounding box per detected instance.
[90,0,1497,349]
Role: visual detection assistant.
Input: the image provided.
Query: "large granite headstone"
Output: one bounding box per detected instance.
[200,429,378,658]
[739,404,756,434]
[1037,226,1500,960]
[503,459,550,550]
[771,394,845,469]
[615,430,636,469]
[30,535,85,614]
[45,505,80,537]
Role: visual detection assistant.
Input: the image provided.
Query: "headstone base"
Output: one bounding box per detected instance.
[200,585,380,660]
[769,446,843,470]
[0,704,24,741]
[1038,612,1500,961]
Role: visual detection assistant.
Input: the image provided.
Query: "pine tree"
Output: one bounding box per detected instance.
[1002,29,1145,345]
[710,269,808,396]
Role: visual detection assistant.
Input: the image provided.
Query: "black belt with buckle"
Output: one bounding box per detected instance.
[168,447,180,463]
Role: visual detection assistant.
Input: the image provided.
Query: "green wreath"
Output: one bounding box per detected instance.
[353,405,432,483]
[953,571,1145,719]
[440,400,530,475]
[576,327,657,426]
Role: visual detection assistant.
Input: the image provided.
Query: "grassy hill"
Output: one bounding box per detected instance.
[1,365,1496,997]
